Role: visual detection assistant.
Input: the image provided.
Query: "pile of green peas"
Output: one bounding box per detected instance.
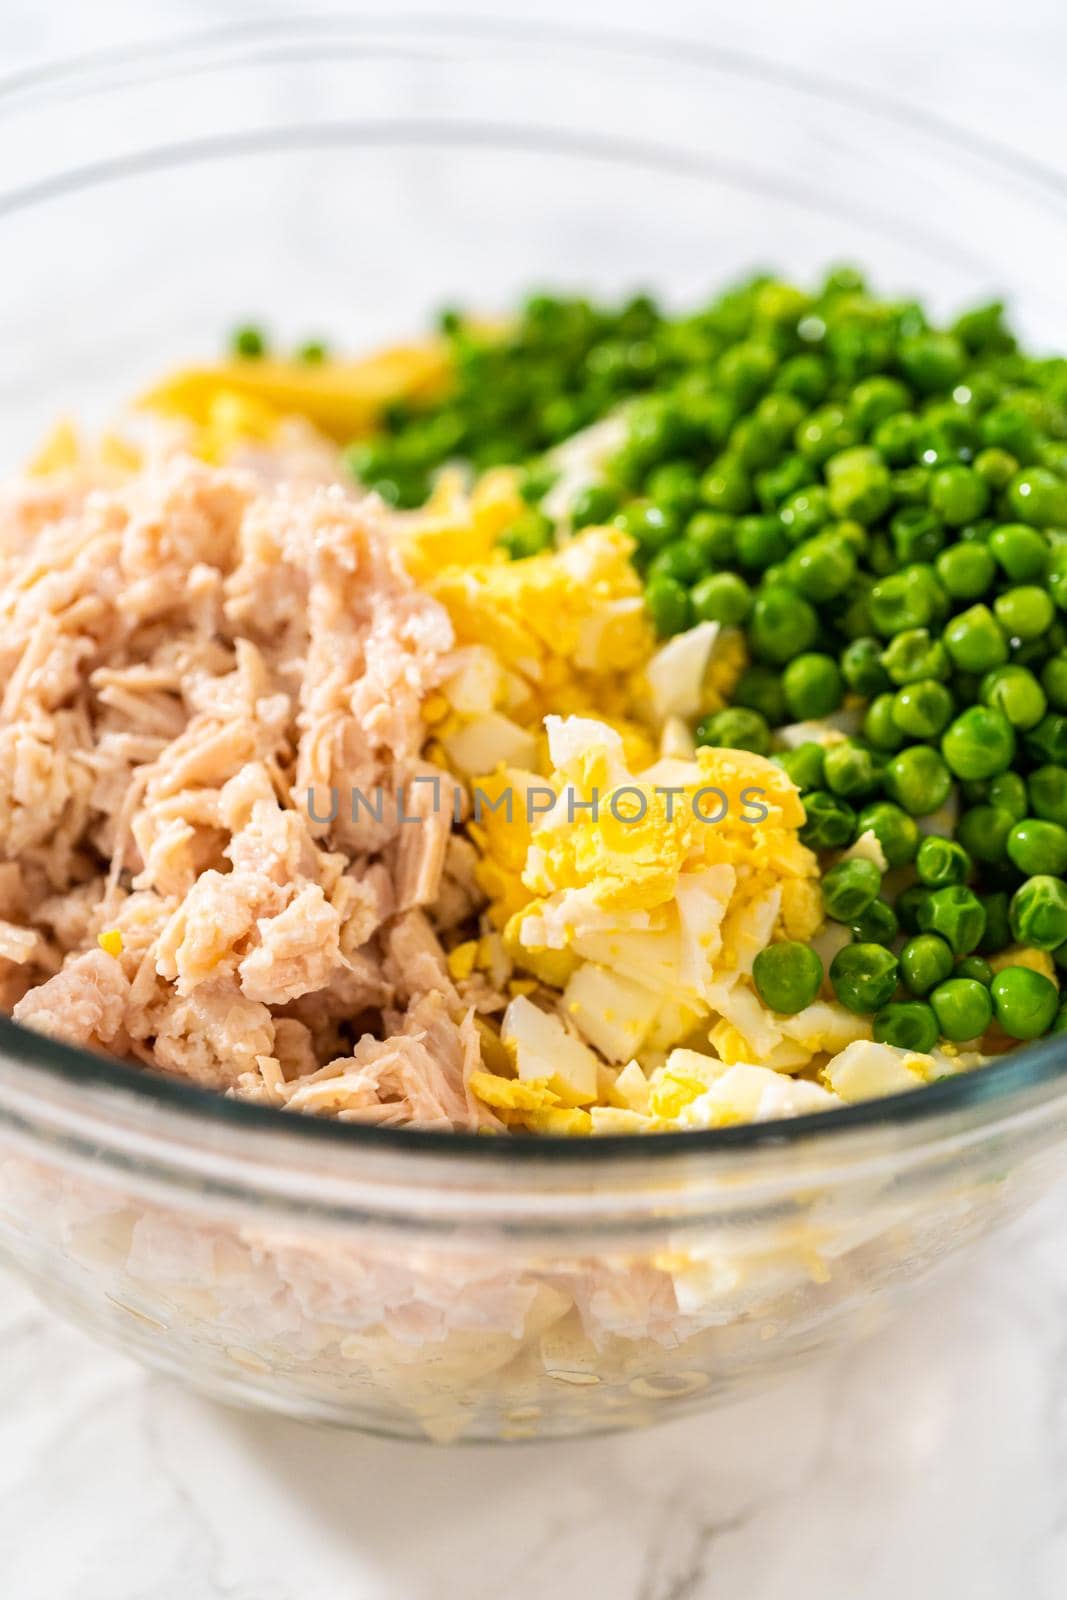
[332,268,1067,1053]
[340,294,677,511]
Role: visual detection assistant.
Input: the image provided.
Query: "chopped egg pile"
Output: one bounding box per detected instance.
[394,489,979,1135]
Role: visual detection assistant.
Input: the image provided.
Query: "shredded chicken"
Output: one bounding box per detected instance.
[0,454,501,1128]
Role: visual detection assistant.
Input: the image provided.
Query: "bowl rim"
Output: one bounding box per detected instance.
[3,11,1067,1166]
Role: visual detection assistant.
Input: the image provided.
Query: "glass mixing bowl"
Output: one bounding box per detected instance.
[3,17,1067,1442]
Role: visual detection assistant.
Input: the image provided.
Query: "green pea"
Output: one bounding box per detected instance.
[756,281,810,328]
[872,411,919,467]
[683,515,733,570]
[987,772,1030,821]
[850,375,910,432]
[973,447,1019,491]
[716,339,778,405]
[699,458,753,515]
[1028,765,1067,827]
[851,897,899,945]
[916,835,971,888]
[735,515,790,571]
[774,742,826,793]
[541,395,589,444]
[231,323,267,358]
[645,575,692,638]
[895,884,933,935]
[941,705,1016,780]
[695,706,771,755]
[1006,818,1067,877]
[979,665,1047,731]
[799,790,857,850]
[823,741,880,799]
[647,540,705,586]
[749,586,819,664]
[570,483,619,528]
[994,586,1055,642]
[990,965,1060,1038]
[891,506,944,565]
[775,353,830,405]
[952,300,1014,354]
[624,397,688,469]
[1049,548,1067,613]
[942,604,1009,673]
[916,408,979,468]
[779,485,831,544]
[796,405,859,466]
[1009,875,1067,951]
[785,532,857,601]
[928,464,990,527]
[499,512,555,559]
[891,466,933,510]
[934,541,996,601]
[988,521,1048,579]
[831,525,868,573]
[691,571,753,626]
[836,517,870,553]
[712,667,774,732]
[1006,468,1067,529]
[956,805,1014,866]
[821,857,882,921]
[841,637,891,698]
[753,941,824,1014]
[982,403,1038,460]
[830,943,900,1014]
[826,446,892,523]
[956,956,993,986]
[900,933,955,996]
[892,679,954,739]
[884,746,952,816]
[873,1001,939,1053]
[978,891,1013,956]
[856,801,920,868]
[294,336,329,364]
[756,453,815,511]
[614,499,676,554]
[881,629,950,686]
[677,389,738,453]
[1043,655,1067,711]
[899,330,966,393]
[869,566,945,637]
[929,977,993,1041]
[781,654,843,720]
[1040,440,1067,476]
[842,589,877,641]
[1025,713,1067,766]
[646,461,701,519]
[731,416,781,471]
[863,693,906,752]
[917,885,987,955]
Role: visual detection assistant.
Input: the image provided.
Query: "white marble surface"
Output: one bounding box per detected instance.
[4,1,1067,1596]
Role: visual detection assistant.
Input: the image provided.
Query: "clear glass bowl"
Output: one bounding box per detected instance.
[3,17,1067,1442]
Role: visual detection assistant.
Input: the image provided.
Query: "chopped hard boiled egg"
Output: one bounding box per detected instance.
[563,962,662,1063]
[502,995,600,1106]
[645,621,720,723]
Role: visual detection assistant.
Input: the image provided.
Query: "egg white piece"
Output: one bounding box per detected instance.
[563,963,663,1063]
[502,995,600,1105]
[645,620,721,724]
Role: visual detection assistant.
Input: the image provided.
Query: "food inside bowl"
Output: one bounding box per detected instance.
[4,268,1067,1135]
